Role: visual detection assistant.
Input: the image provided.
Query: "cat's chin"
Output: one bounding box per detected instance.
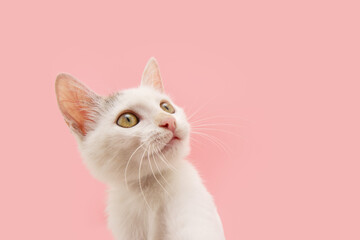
[161,136,181,153]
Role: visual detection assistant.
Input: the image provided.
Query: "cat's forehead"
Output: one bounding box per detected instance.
[106,86,171,109]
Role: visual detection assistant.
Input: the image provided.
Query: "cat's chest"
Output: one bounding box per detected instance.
[107,190,167,240]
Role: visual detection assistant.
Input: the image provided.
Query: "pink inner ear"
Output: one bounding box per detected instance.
[148,70,163,91]
[141,58,164,92]
[56,74,98,136]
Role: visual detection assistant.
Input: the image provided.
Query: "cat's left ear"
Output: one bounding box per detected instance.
[141,57,164,92]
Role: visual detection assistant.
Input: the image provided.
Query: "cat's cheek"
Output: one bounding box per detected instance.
[180,137,191,157]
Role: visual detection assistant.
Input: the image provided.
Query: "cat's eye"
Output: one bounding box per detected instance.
[116,112,139,128]
[160,101,175,114]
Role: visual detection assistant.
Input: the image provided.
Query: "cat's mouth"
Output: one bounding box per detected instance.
[169,136,180,144]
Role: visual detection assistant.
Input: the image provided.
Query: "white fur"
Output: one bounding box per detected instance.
[56,59,225,240]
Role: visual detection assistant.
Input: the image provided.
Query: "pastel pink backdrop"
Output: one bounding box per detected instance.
[1,0,359,239]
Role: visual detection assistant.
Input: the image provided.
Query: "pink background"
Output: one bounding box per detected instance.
[1,0,359,239]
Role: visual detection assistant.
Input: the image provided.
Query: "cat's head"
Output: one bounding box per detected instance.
[55,58,190,184]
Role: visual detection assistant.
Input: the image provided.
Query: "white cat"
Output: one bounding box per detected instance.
[55,58,225,240]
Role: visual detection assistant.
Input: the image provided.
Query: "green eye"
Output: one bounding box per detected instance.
[116,112,139,128]
[160,101,175,114]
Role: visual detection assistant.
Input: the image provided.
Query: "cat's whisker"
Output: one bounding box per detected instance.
[189,115,248,125]
[190,136,205,145]
[191,126,243,138]
[138,145,152,211]
[148,145,171,196]
[124,141,147,190]
[186,94,218,121]
[191,128,232,150]
[191,123,242,128]
[191,131,232,158]
[150,138,178,173]
[154,145,179,173]
[187,103,208,122]
[152,146,172,188]
[194,130,231,154]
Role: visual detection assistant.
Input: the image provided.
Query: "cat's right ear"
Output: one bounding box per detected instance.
[55,73,101,137]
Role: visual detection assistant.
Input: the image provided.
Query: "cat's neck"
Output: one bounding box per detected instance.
[109,163,178,193]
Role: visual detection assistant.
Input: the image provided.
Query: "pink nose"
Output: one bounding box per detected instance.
[159,117,176,133]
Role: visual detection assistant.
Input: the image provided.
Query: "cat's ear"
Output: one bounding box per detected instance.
[55,73,101,137]
[141,57,164,92]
